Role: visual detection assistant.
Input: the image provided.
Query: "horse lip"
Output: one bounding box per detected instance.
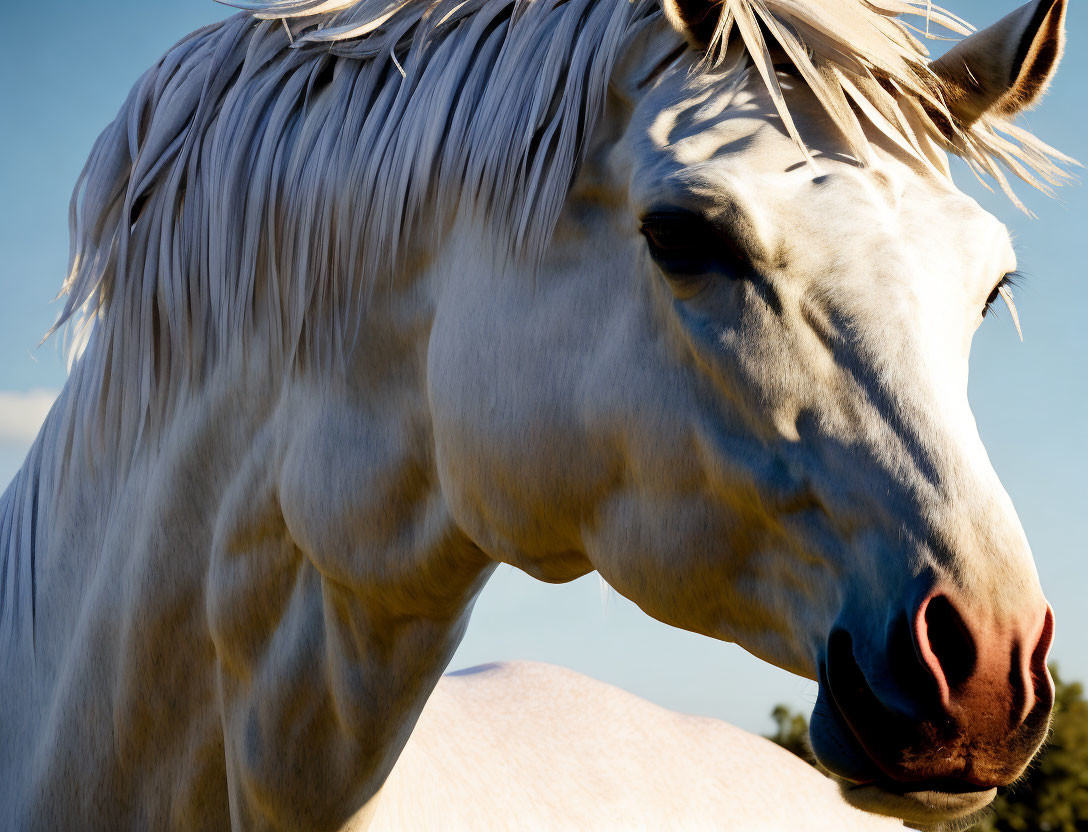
[811,667,882,778]
[814,658,888,772]
[841,782,997,825]
[864,775,993,797]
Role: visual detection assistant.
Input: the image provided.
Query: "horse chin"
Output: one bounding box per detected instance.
[838,782,996,827]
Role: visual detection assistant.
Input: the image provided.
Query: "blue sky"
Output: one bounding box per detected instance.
[0,0,1084,734]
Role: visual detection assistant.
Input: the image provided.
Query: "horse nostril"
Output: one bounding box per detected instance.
[1018,605,1056,725]
[917,595,977,695]
[1030,605,1055,683]
[886,611,940,710]
[827,629,871,706]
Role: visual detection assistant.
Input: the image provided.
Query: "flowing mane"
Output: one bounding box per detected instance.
[54,0,1070,427]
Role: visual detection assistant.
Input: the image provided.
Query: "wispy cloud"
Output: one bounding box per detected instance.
[0,389,59,444]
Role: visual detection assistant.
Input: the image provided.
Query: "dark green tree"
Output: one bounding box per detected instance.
[769,703,814,763]
[766,666,1088,831]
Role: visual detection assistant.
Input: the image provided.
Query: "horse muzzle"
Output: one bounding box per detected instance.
[808,591,1055,825]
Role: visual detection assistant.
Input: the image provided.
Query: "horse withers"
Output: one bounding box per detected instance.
[0,0,1071,828]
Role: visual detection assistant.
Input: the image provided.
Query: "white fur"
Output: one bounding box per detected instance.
[363,662,903,831]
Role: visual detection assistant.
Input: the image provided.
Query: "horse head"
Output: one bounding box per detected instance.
[427,1,1067,823]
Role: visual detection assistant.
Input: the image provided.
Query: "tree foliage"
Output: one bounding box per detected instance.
[769,704,814,764]
[766,666,1088,831]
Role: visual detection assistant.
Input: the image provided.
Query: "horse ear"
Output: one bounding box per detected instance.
[931,0,1067,126]
[661,0,722,49]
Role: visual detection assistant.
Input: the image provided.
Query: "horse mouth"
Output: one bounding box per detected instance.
[810,697,998,825]
[809,659,999,826]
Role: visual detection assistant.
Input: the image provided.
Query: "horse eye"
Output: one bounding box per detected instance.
[641,216,702,254]
[639,211,745,278]
[982,271,1021,319]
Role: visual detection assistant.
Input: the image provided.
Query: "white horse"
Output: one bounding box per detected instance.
[365,661,904,831]
[0,0,1072,828]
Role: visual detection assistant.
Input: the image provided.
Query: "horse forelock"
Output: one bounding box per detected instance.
[44,0,1071,485]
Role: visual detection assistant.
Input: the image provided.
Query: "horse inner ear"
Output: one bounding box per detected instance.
[662,0,723,50]
[931,0,1067,126]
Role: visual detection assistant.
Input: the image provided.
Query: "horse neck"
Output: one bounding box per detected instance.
[7,274,496,823]
[8,265,491,666]
[0,328,283,665]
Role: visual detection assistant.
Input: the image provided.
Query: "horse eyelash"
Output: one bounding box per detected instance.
[984,270,1025,342]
